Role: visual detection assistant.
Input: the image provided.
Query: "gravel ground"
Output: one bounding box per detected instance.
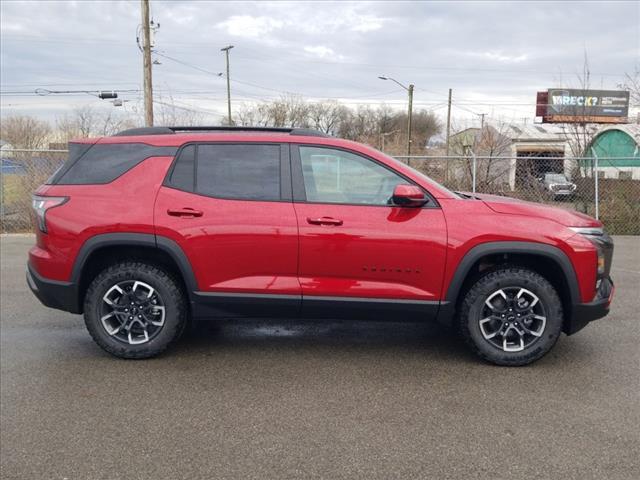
[1,235,639,480]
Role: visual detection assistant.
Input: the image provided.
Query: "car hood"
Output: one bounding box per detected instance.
[466,192,601,228]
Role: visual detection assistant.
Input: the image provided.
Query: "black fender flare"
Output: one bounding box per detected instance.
[437,241,580,324]
[71,232,198,294]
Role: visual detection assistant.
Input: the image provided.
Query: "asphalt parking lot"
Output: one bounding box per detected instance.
[1,235,639,479]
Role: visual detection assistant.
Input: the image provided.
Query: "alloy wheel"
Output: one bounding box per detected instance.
[478,287,547,352]
[99,280,165,345]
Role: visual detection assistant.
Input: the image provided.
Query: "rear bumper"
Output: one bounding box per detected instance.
[26,263,81,314]
[565,276,614,335]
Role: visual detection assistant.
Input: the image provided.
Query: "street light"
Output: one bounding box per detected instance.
[221,45,234,125]
[378,75,414,156]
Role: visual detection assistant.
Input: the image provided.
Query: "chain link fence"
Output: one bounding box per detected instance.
[396,155,640,235]
[1,149,639,234]
[1,149,68,233]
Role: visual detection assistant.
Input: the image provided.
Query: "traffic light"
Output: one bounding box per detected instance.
[98,91,118,99]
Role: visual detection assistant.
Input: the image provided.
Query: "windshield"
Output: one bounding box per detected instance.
[544,173,568,183]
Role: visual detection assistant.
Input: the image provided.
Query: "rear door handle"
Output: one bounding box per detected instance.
[167,207,203,218]
[306,216,343,226]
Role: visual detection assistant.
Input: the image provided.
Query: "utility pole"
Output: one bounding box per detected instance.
[221,45,234,125]
[479,113,486,130]
[140,0,153,126]
[407,84,414,156]
[445,88,452,156]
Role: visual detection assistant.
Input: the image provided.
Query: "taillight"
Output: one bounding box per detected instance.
[32,195,68,233]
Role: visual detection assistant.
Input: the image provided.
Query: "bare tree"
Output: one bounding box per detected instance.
[338,105,378,142]
[557,51,600,159]
[153,94,206,126]
[308,101,348,134]
[236,103,269,126]
[0,115,51,149]
[446,119,513,191]
[395,109,441,151]
[55,106,137,142]
[254,95,310,128]
[619,64,640,121]
[216,97,442,151]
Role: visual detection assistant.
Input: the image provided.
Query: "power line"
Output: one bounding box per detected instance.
[225,46,630,77]
[154,51,410,100]
[153,99,225,118]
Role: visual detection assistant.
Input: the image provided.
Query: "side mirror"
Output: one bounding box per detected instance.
[392,184,427,207]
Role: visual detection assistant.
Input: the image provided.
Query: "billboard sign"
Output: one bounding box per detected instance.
[536,89,629,124]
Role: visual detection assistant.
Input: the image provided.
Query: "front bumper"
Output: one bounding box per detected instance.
[565,276,614,335]
[27,263,81,314]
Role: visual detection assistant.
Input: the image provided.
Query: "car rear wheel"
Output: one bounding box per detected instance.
[84,262,187,359]
[457,266,563,366]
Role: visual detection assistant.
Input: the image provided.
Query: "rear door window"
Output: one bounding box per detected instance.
[195,144,281,201]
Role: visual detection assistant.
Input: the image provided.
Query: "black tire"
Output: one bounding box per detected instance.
[84,261,187,359]
[456,266,563,366]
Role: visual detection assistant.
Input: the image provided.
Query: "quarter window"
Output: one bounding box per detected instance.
[167,145,195,191]
[299,146,405,205]
[196,144,281,201]
[50,143,177,185]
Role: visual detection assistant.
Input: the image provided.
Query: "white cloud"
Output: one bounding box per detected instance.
[0,22,26,33]
[216,15,283,39]
[483,51,528,63]
[303,46,335,58]
[0,1,635,122]
[350,14,384,32]
[474,51,529,63]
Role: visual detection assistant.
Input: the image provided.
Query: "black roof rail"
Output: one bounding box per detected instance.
[114,127,174,136]
[114,126,328,137]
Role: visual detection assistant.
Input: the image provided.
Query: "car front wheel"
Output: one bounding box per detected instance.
[457,267,563,366]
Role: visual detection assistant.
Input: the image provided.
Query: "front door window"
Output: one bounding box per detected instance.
[299,146,405,205]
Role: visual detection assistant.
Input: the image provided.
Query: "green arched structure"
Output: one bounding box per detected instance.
[584,125,640,168]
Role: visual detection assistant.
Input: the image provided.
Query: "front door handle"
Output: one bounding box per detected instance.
[167,207,203,218]
[307,216,343,226]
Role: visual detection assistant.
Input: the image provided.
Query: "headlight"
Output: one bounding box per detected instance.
[569,227,606,276]
[569,227,603,236]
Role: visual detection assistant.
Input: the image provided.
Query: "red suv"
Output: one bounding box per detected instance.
[27,126,614,365]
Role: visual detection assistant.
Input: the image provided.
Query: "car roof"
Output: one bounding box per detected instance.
[76,126,335,147]
[69,126,457,199]
[115,126,327,138]
[78,126,356,149]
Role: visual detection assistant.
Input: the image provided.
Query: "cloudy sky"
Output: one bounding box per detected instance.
[1,0,638,126]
